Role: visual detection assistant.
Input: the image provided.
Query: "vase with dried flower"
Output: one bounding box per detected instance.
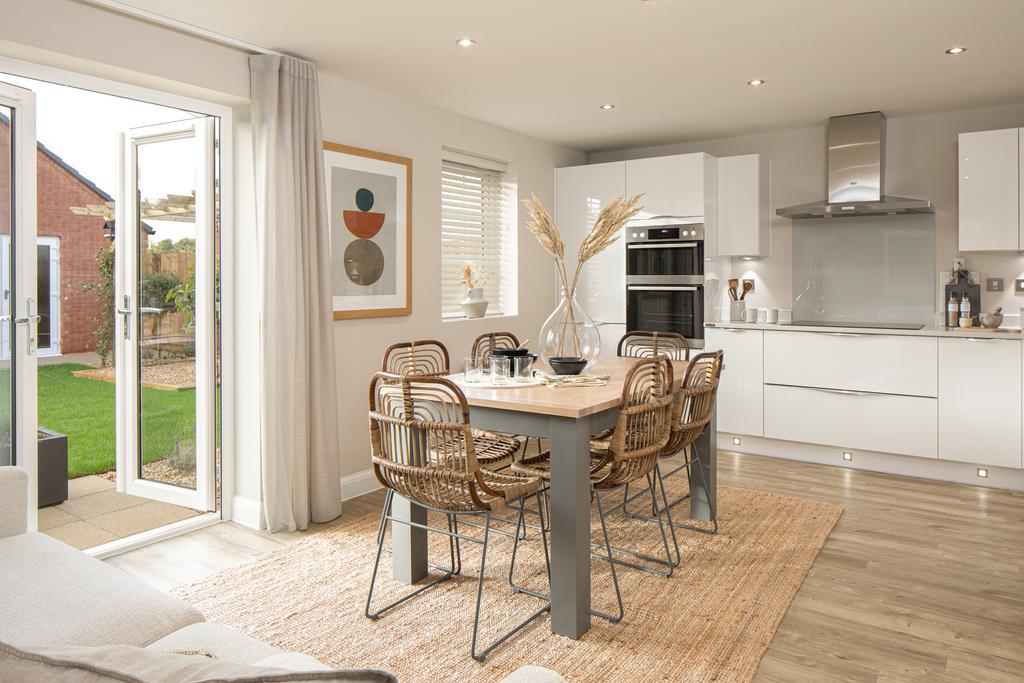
[524,193,643,371]
[460,264,489,318]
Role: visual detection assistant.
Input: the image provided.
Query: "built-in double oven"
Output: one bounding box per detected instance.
[625,222,705,348]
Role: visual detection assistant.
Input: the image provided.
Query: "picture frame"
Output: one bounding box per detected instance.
[324,141,412,319]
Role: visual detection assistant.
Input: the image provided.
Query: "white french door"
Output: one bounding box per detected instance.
[116,117,216,511]
[0,81,40,530]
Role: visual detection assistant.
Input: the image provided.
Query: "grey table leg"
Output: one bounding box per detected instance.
[391,494,428,584]
[547,415,592,639]
[690,403,717,522]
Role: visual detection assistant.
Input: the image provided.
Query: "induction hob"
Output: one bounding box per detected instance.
[786,320,926,330]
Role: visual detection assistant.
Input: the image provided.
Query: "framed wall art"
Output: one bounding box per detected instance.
[324,142,412,319]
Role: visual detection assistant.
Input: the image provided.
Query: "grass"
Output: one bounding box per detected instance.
[31,363,196,478]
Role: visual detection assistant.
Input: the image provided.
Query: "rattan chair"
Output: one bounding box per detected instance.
[470,331,520,363]
[365,372,550,661]
[617,330,691,361]
[381,339,519,470]
[509,357,676,622]
[623,351,723,546]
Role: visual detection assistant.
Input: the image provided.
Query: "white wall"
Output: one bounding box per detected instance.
[1,0,584,514]
[591,103,1024,319]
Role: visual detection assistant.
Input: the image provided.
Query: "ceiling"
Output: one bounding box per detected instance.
[106,0,1024,152]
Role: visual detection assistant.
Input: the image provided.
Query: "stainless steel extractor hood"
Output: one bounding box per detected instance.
[776,111,933,219]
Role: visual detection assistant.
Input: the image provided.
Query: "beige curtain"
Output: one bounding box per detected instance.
[250,54,341,531]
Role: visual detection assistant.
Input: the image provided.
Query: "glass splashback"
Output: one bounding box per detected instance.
[792,214,935,324]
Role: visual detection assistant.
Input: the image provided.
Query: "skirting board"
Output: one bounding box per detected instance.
[231,494,265,530]
[342,468,381,501]
[720,433,1024,492]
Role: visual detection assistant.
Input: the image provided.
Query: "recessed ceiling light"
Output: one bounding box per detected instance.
[455,37,476,48]
[945,46,967,55]
[747,79,765,87]
[600,103,615,110]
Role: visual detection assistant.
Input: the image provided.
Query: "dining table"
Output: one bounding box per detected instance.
[388,355,717,640]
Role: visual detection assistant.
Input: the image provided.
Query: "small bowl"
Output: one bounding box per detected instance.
[548,356,587,375]
[959,317,974,329]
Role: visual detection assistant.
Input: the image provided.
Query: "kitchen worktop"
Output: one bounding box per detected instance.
[706,320,1023,338]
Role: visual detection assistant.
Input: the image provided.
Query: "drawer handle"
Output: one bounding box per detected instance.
[814,331,871,337]
[797,385,877,397]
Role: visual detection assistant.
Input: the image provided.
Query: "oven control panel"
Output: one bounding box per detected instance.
[627,223,704,243]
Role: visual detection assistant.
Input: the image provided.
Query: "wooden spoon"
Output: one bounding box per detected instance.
[740,280,753,300]
[728,278,739,301]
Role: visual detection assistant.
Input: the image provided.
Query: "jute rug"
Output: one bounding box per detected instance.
[174,480,841,683]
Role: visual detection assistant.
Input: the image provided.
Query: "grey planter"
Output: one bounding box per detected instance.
[38,428,68,508]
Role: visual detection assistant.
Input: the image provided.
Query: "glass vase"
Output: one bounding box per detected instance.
[538,289,601,370]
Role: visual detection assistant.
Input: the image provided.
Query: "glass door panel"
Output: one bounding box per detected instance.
[118,117,215,511]
[0,82,40,529]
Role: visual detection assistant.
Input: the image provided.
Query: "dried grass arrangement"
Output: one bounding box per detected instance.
[460,263,487,290]
[524,193,643,356]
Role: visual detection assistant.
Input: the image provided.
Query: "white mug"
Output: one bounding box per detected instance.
[762,308,779,324]
[743,308,759,323]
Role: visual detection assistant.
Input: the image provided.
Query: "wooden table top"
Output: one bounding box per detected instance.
[451,356,688,419]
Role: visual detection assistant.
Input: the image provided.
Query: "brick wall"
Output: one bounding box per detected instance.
[0,118,110,354]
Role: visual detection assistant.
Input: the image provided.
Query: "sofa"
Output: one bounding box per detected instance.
[0,467,563,682]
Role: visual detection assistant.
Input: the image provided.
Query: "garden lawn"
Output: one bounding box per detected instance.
[38,363,195,478]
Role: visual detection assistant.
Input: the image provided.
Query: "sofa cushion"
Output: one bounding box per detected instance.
[0,641,398,682]
[146,623,280,665]
[0,533,203,648]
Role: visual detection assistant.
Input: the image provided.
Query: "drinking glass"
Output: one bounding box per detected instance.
[513,355,534,383]
[490,356,510,385]
[464,356,483,383]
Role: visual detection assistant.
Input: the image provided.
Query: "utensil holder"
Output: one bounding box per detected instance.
[729,300,747,322]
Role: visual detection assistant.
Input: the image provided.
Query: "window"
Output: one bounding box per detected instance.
[441,152,516,318]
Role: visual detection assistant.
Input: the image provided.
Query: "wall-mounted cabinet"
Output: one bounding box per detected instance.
[716,154,770,258]
[555,161,627,357]
[625,153,711,219]
[958,127,1021,251]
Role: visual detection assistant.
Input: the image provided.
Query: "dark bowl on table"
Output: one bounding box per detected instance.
[548,356,587,376]
[491,347,531,358]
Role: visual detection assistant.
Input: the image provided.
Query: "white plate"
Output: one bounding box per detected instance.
[451,373,545,389]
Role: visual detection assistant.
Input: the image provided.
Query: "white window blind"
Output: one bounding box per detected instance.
[441,157,515,318]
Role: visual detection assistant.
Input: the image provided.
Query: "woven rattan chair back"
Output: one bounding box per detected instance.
[470,332,520,363]
[381,340,450,377]
[593,357,674,489]
[368,372,502,513]
[663,351,723,456]
[617,330,690,361]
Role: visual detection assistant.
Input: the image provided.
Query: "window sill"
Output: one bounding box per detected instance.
[442,312,518,324]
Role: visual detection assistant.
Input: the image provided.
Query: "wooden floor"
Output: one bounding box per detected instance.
[107,452,1024,682]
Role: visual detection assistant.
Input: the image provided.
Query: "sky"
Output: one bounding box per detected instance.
[1,73,203,242]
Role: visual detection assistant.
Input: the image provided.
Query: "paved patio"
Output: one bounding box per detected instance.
[39,475,200,550]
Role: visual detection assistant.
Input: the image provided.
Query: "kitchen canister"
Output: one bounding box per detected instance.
[743,308,759,323]
[762,308,779,324]
[729,300,746,322]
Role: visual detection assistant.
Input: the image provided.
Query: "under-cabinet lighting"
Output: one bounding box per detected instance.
[599,103,615,110]
[732,437,742,446]
[747,79,765,86]
[945,46,967,55]
[977,467,988,478]
[842,452,853,461]
[455,37,476,48]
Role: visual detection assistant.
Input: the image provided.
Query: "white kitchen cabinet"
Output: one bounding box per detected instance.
[597,322,625,358]
[958,128,1020,251]
[764,331,938,397]
[938,337,1022,468]
[717,154,770,257]
[625,153,712,219]
[705,327,763,436]
[555,162,626,326]
[764,384,938,459]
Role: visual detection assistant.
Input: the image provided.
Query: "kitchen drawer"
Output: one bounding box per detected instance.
[764,331,937,397]
[764,384,937,458]
[705,327,763,436]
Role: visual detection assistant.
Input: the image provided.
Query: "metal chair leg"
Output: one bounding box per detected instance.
[471,509,551,662]
[593,490,624,623]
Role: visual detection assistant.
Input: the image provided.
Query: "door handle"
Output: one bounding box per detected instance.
[116,294,131,340]
[14,297,39,355]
